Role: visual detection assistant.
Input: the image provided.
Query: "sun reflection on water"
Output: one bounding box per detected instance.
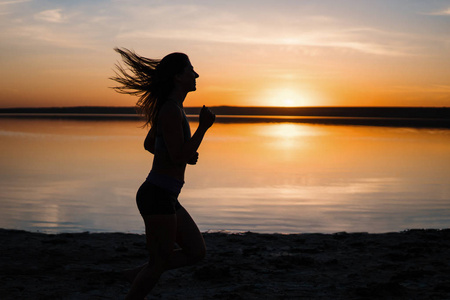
[1,118,449,233]
[261,123,324,138]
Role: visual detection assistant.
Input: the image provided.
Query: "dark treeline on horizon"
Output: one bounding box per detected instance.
[1,106,449,119]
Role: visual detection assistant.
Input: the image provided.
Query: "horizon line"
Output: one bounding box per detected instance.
[1,105,449,110]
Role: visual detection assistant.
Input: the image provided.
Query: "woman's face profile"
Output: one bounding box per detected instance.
[176,60,199,92]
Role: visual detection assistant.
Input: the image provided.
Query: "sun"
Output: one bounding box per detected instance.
[281,98,296,107]
[264,87,313,107]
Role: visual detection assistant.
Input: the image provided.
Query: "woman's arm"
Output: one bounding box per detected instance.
[159,104,214,164]
[144,126,156,154]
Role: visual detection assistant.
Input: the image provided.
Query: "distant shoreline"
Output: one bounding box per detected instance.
[1,106,449,128]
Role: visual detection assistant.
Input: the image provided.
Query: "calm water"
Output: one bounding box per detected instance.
[0,117,449,234]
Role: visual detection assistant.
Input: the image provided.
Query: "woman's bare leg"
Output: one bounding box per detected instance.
[125,214,177,300]
[169,205,206,268]
[125,206,206,286]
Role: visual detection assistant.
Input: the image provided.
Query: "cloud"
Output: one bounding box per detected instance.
[423,7,450,16]
[0,5,113,50]
[0,0,32,5]
[117,26,412,57]
[112,3,415,57]
[1,2,420,56]
[0,0,31,15]
[35,9,65,23]
[9,24,101,49]
[0,1,426,59]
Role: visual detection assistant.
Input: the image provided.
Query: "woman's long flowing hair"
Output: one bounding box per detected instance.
[110,48,189,127]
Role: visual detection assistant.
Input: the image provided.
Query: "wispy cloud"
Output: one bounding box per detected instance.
[0,0,32,5]
[0,2,425,56]
[117,26,413,57]
[0,0,31,15]
[18,26,95,49]
[112,3,422,57]
[423,7,450,16]
[35,9,65,23]
[1,5,111,50]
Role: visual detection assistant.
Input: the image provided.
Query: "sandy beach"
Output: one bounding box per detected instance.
[2,229,450,299]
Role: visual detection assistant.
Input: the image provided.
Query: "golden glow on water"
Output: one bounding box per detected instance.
[0,118,449,233]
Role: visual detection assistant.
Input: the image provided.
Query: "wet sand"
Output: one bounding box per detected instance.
[2,228,450,299]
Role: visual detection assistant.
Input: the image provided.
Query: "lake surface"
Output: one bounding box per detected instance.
[0,117,449,234]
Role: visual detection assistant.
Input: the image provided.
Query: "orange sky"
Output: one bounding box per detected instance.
[0,0,449,108]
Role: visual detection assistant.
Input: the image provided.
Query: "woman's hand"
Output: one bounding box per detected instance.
[187,152,199,165]
[199,105,215,130]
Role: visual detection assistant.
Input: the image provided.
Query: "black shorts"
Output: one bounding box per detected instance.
[136,181,182,215]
